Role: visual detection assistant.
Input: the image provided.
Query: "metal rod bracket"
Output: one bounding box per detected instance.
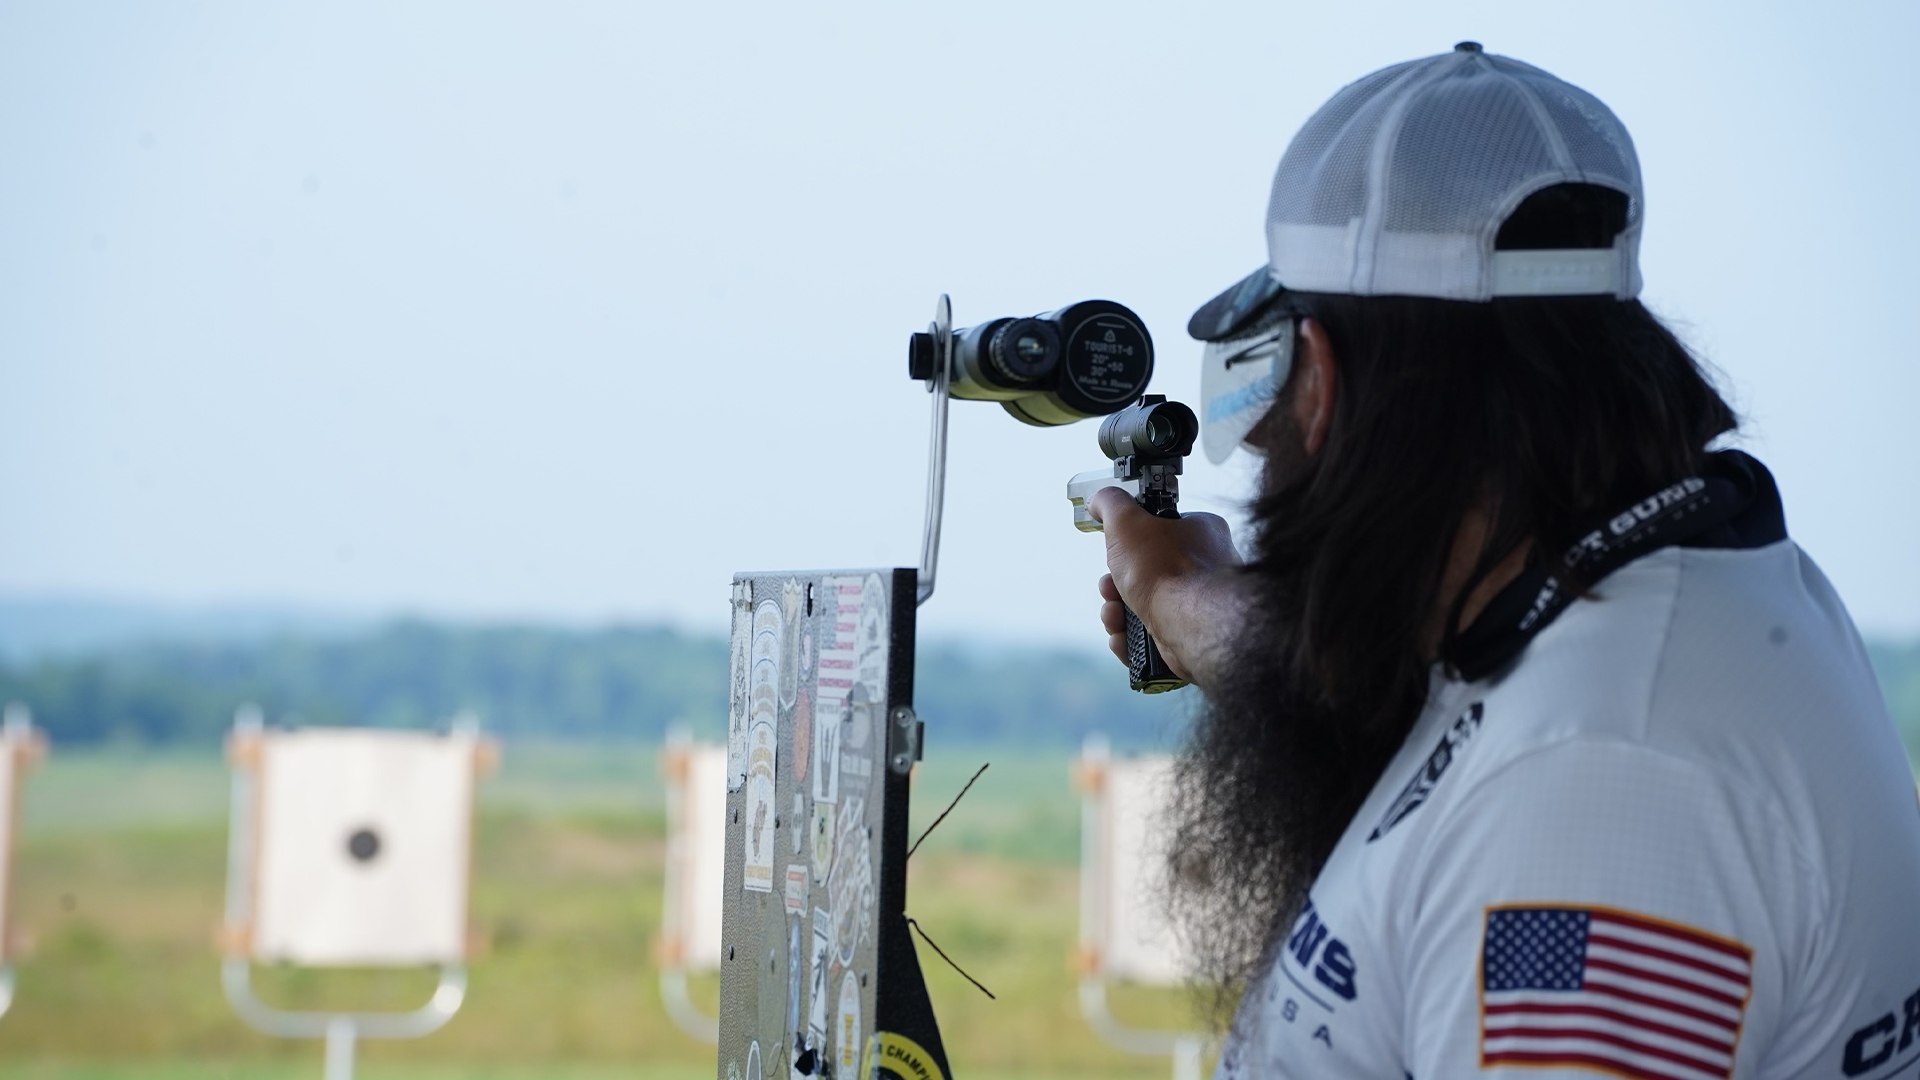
[917,294,954,607]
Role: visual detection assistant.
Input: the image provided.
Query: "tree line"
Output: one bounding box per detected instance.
[0,619,1911,758]
[0,620,1193,747]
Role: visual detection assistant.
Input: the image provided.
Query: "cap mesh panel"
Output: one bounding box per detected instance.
[1533,85,1641,216]
[1260,48,1644,299]
[1269,60,1421,230]
[1385,67,1559,232]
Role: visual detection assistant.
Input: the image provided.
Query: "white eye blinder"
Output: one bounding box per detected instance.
[1199,319,1295,464]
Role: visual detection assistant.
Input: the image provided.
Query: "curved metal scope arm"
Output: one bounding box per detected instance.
[917,293,954,607]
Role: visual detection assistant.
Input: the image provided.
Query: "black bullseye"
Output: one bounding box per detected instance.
[346,827,381,863]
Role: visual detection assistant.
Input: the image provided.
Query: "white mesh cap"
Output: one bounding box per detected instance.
[1192,42,1643,345]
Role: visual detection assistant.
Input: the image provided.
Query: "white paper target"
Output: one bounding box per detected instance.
[251,728,475,966]
[668,742,727,972]
[1097,755,1190,985]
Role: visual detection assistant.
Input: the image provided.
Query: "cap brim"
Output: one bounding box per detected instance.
[1188,266,1287,342]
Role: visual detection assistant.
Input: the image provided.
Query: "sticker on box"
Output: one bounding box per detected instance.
[743,720,776,893]
[836,971,862,1074]
[828,794,874,965]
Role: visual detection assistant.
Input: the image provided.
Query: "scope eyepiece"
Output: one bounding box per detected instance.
[907,331,938,381]
[1098,396,1198,462]
[986,317,1061,387]
[907,299,1154,426]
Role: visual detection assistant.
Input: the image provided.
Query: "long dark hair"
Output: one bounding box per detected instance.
[1271,289,1737,705]
[1169,280,1738,1020]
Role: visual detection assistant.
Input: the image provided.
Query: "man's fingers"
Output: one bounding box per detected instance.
[1088,484,1237,681]
[1088,485,1149,529]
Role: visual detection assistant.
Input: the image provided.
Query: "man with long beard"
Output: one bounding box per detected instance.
[1089,44,1920,1079]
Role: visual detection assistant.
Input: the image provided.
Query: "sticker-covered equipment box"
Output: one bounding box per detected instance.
[719,568,947,1080]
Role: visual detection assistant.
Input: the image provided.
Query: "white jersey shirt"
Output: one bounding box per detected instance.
[1219,537,1920,1080]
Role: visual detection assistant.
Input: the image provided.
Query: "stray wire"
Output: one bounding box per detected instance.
[907,917,995,1000]
[908,762,989,859]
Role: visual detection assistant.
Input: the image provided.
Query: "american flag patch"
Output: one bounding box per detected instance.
[1481,905,1752,1080]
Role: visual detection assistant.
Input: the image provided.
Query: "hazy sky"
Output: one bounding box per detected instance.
[1,1,1915,645]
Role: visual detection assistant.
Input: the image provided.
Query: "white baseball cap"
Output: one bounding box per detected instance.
[1192,42,1645,463]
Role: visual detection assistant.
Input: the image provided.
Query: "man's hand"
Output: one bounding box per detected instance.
[1088,486,1244,689]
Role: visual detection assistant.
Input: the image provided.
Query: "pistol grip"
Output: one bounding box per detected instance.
[1124,605,1188,694]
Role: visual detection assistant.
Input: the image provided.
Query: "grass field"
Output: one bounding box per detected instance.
[0,743,1204,1079]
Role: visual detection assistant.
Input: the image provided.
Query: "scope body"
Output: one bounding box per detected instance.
[908,299,1153,426]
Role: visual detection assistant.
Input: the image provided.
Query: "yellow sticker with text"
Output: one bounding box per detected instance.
[859,1031,945,1080]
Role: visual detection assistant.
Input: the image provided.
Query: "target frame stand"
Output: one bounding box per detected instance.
[658,727,725,1044]
[0,703,49,1022]
[219,706,494,1080]
[1072,735,1211,1080]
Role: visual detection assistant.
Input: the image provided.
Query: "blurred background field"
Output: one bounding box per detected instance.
[0,605,1915,1078]
[0,736,1199,1079]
